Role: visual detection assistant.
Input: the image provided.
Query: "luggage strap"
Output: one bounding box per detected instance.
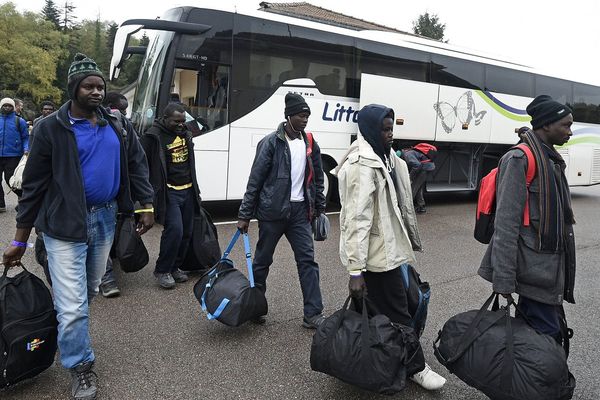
[200,230,255,320]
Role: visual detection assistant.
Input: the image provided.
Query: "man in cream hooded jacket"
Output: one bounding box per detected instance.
[333,104,446,391]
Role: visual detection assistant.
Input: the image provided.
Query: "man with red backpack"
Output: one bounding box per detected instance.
[478,95,576,344]
[399,143,437,214]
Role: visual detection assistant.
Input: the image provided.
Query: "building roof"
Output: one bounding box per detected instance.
[258,2,410,34]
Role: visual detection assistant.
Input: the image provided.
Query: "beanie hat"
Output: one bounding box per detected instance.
[0,98,16,109]
[526,95,572,130]
[67,53,105,100]
[284,93,311,118]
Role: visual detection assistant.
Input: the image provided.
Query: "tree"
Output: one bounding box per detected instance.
[412,12,446,42]
[0,3,66,105]
[42,0,61,29]
[60,1,77,31]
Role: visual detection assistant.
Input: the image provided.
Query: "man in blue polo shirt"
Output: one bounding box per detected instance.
[3,53,154,400]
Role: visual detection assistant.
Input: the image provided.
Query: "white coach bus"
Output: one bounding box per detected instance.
[110,4,600,202]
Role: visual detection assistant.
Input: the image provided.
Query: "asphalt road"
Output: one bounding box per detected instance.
[1,184,599,400]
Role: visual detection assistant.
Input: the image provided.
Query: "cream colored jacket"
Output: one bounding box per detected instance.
[333,136,422,273]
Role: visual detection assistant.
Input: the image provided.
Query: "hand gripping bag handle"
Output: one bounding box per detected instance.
[219,230,256,287]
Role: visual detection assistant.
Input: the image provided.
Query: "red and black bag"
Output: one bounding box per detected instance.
[474,144,535,244]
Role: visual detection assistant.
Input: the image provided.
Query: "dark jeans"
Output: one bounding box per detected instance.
[410,169,429,208]
[363,267,426,374]
[155,187,195,274]
[517,296,561,338]
[0,156,21,207]
[253,201,324,318]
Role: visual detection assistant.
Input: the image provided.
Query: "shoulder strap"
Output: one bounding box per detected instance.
[305,131,314,156]
[514,143,536,226]
[15,115,25,136]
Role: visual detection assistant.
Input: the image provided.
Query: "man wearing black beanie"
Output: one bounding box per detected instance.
[3,53,155,400]
[237,93,327,328]
[479,94,576,349]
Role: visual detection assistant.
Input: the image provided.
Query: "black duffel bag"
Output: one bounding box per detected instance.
[0,264,58,388]
[113,214,149,273]
[181,207,221,272]
[310,296,423,394]
[434,293,575,400]
[193,230,267,327]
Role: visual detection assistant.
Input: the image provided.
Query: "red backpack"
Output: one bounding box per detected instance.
[474,144,536,244]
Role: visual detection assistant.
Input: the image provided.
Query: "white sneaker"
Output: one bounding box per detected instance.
[410,363,446,390]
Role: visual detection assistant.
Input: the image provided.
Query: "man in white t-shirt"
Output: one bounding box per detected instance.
[237,93,327,329]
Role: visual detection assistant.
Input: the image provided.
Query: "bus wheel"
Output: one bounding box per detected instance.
[322,160,338,206]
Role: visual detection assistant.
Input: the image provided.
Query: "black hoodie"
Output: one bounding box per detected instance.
[358,104,397,183]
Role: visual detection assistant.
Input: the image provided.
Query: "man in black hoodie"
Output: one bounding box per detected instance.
[141,103,202,289]
[3,53,154,400]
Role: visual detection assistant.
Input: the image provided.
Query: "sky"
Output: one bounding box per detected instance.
[12,0,600,86]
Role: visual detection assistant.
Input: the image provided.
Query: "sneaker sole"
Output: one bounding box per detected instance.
[302,321,318,329]
[101,289,121,298]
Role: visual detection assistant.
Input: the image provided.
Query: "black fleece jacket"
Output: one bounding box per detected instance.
[16,101,154,242]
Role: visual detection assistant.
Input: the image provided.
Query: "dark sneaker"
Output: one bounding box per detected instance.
[415,206,426,214]
[171,269,189,283]
[70,361,98,400]
[99,281,121,298]
[302,313,326,329]
[0,206,6,213]
[250,315,266,325]
[154,272,176,289]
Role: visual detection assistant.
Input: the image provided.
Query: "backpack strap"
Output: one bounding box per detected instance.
[514,144,536,226]
[305,131,315,186]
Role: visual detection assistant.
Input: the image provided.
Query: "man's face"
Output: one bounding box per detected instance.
[289,112,309,131]
[542,114,573,147]
[165,111,186,134]
[381,117,394,153]
[41,105,55,117]
[1,104,14,115]
[75,76,105,111]
[15,102,23,114]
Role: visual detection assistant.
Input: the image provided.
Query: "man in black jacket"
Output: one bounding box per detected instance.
[140,103,202,289]
[237,93,326,328]
[2,53,154,400]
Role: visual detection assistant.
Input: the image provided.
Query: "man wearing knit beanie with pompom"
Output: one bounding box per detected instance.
[3,53,155,400]
[237,93,327,329]
[479,94,576,347]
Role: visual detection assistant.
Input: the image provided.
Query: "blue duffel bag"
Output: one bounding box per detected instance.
[193,230,268,327]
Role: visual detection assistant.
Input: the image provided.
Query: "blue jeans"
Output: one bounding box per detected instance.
[155,187,195,274]
[101,257,115,285]
[44,201,116,369]
[253,201,324,318]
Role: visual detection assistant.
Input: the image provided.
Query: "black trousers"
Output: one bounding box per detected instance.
[0,156,21,207]
[363,267,425,374]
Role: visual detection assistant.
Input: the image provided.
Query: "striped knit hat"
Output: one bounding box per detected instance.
[67,53,105,100]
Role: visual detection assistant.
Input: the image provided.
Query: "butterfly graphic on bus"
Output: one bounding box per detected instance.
[433,91,487,134]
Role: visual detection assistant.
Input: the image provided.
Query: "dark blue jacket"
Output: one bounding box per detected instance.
[0,111,29,157]
[16,101,154,242]
[238,122,326,222]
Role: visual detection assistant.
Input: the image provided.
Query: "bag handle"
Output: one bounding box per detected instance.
[220,230,256,288]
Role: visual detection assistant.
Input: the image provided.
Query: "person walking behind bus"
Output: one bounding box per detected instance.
[399,143,437,214]
[237,93,327,329]
[33,100,56,127]
[98,92,131,298]
[478,95,576,343]
[0,97,29,212]
[140,103,202,289]
[2,53,155,400]
[335,104,446,391]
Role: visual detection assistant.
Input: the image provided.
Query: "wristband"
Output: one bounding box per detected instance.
[134,208,154,213]
[11,240,33,248]
[349,271,363,277]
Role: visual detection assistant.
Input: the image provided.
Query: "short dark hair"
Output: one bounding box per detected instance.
[104,91,127,107]
[40,100,55,110]
[163,103,186,118]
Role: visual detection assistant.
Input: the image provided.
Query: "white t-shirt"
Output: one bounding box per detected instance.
[287,135,306,201]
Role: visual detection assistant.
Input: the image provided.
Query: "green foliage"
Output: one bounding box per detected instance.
[42,0,61,29]
[0,3,66,105]
[412,12,447,42]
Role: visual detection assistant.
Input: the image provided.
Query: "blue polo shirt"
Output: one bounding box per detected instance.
[69,112,120,206]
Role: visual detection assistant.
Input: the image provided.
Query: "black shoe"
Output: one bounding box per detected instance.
[415,206,426,214]
[251,315,266,325]
[302,313,326,329]
[70,361,98,400]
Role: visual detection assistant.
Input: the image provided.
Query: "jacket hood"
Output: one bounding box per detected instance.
[357,104,394,162]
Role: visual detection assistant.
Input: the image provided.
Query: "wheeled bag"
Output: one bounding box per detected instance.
[310,296,423,394]
[193,230,267,327]
[0,264,58,387]
[434,293,575,400]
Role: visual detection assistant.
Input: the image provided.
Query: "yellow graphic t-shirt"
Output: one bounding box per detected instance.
[162,134,193,189]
